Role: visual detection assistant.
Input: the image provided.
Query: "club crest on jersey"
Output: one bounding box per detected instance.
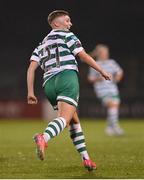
[47,35,58,40]
[75,41,82,48]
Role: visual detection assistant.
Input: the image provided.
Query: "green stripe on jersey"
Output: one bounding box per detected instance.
[48,34,66,41]
[69,43,77,52]
[40,50,68,63]
[46,50,70,60]
[44,43,68,50]
[66,35,76,42]
[32,52,39,57]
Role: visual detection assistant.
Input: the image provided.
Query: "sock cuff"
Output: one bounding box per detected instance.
[55,117,67,128]
[69,123,82,131]
[43,117,66,142]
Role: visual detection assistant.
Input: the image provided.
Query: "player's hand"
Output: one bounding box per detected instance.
[27,94,38,104]
[101,70,112,81]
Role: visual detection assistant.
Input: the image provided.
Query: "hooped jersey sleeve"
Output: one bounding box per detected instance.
[65,32,83,56]
[30,47,40,63]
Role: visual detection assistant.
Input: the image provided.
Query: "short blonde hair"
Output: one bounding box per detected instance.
[47,10,69,25]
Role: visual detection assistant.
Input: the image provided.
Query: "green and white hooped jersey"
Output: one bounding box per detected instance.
[89,59,123,98]
[30,29,83,86]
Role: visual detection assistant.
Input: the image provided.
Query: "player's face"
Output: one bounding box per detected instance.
[97,48,109,60]
[56,15,72,30]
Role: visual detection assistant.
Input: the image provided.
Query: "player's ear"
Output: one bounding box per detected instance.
[53,19,60,27]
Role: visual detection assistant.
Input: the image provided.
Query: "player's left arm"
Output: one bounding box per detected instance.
[78,50,111,80]
[87,67,105,84]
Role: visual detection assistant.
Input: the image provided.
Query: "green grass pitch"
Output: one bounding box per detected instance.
[0,119,144,179]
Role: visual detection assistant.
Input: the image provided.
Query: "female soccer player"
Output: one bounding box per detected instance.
[88,44,124,136]
[27,10,111,171]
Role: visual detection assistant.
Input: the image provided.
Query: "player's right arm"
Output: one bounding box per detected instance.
[88,75,104,84]
[78,50,111,80]
[27,61,39,104]
[87,67,105,84]
[65,32,111,80]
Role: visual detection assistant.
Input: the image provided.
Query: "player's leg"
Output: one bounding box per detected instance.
[69,111,90,160]
[34,101,76,160]
[43,101,76,141]
[69,111,96,170]
[106,100,119,127]
[43,70,80,142]
[34,70,79,160]
[34,75,74,160]
[105,98,124,136]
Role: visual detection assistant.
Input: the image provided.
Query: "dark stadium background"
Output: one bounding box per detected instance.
[0,0,144,118]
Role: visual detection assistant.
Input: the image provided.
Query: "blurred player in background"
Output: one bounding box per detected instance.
[88,44,124,136]
[27,10,111,171]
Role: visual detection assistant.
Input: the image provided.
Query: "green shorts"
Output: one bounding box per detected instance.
[99,95,120,106]
[44,70,79,109]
